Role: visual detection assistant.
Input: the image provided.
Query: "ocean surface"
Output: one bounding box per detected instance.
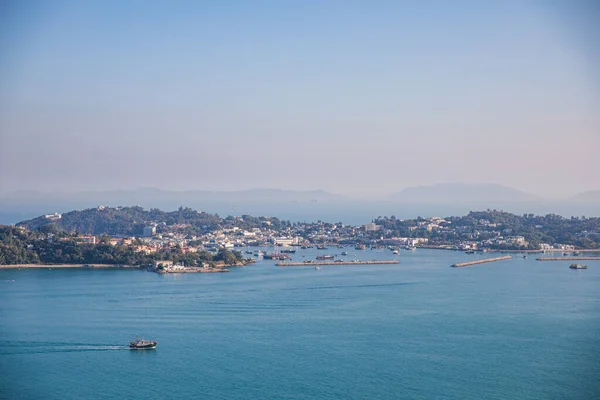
[1,200,600,226]
[1,248,599,400]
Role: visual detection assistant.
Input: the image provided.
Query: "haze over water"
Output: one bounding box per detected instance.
[1,248,599,399]
[1,1,599,198]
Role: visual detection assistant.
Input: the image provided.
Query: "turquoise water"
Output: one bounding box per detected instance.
[1,249,599,399]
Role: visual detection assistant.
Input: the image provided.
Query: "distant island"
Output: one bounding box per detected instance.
[0,206,599,267]
[390,183,541,203]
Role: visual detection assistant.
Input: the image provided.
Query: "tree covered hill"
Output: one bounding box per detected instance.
[374,210,600,249]
[16,206,289,236]
[0,225,243,266]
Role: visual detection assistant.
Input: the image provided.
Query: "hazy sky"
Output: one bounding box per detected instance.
[1,0,599,198]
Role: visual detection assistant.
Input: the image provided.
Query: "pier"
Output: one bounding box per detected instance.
[276,260,399,267]
[536,257,600,261]
[451,255,512,268]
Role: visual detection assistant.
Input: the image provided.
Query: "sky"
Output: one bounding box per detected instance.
[1,0,599,199]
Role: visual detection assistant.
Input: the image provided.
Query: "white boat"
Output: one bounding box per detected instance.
[314,266,321,270]
[392,249,399,255]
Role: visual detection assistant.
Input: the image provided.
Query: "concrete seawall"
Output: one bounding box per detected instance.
[536,257,600,261]
[277,260,399,267]
[451,255,512,268]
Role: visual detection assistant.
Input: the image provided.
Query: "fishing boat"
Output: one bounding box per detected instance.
[129,335,157,350]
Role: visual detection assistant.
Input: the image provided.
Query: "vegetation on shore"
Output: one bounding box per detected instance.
[1,207,599,265]
[0,225,243,266]
[373,210,600,249]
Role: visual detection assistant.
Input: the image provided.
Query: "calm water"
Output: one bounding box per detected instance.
[2,201,600,225]
[1,249,599,400]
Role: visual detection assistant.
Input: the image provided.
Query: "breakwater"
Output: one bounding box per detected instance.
[276,260,399,267]
[536,257,600,261]
[451,255,512,268]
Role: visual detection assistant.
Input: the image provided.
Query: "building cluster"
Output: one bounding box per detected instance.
[33,213,595,253]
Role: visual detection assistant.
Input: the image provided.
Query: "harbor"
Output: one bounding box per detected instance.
[451,255,512,268]
[276,260,399,267]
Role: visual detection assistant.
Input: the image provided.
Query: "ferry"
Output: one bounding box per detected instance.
[129,335,157,350]
[569,264,587,270]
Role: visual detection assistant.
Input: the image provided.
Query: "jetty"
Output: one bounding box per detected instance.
[451,255,512,268]
[536,257,600,261]
[276,260,399,267]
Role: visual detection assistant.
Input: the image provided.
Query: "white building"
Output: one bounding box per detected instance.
[364,223,379,232]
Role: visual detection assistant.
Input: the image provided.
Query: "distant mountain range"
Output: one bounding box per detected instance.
[389,183,542,203]
[571,190,600,202]
[1,185,599,206]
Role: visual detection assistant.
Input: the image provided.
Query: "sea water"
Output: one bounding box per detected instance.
[1,249,599,399]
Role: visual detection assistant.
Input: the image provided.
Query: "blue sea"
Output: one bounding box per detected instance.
[2,200,600,226]
[1,248,599,400]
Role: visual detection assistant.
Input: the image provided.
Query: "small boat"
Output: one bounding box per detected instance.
[355,245,366,250]
[392,249,399,255]
[314,266,321,270]
[563,252,569,256]
[523,255,527,258]
[129,335,157,350]
[316,255,334,260]
[405,246,416,251]
[573,251,582,256]
[465,250,475,255]
[316,245,328,250]
[570,264,587,269]
[341,251,348,256]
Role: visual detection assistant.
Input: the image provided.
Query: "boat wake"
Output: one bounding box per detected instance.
[0,341,129,355]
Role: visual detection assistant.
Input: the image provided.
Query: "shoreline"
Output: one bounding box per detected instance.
[419,246,600,253]
[0,264,138,269]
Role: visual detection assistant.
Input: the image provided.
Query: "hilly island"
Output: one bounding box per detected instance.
[1,206,600,268]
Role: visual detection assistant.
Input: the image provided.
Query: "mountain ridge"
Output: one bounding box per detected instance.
[390,183,542,203]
